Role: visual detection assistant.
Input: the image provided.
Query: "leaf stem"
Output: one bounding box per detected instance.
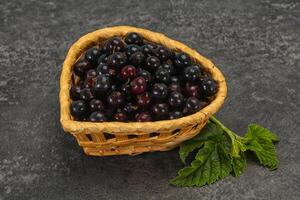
[209,116,242,140]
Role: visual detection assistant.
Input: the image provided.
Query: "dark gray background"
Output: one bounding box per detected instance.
[0,0,299,199]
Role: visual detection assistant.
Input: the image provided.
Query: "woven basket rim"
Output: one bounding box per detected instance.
[59,26,227,134]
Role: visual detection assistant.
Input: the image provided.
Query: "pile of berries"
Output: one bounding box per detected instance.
[70,32,218,122]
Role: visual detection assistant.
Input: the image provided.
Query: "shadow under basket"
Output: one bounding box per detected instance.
[59,26,227,156]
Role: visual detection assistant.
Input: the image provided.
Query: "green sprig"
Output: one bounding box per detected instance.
[170,116,279,187]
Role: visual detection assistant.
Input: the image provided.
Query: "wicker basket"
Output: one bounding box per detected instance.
[60,26,227,156]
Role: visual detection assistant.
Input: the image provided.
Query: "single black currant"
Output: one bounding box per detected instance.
[145,56,161,70]
[125,32,143,46]
[107,91,124,108]
[155,68,171,84]
[79,88,94,101]
[85,47,101,66]
[89,99,105,112]
[129,52,145,66]
[70,100,87,118]
[183,65,201,82]
[70,85,81,100]
[151,83,168,100]
[107,52,127,67]
[130,77,147,94]
[173,52,191,68]
[89,112,107,122]
[199,76,218,97]
[168,91,184,108]
[155,46,171,62]
[73,59,91,77]
[104,37,125,54]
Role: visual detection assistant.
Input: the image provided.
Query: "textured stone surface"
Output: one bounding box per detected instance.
[0,0,300,199]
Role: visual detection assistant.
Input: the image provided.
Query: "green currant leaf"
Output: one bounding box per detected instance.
[231,153,247,176]
[244,124,279,170]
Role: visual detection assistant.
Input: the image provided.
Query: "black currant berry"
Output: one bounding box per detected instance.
[85,47,101,66]
[125,32,143,46]
[183,65,201,83]
[120,65,137,81]
[89,99,105,112]
[107,52,127,67]
[155,46,171,62]
[107,91,124,108]
[73,59,91,77]
[155,68,171,84]
[114,111,128,122]
[93,74,111,96]
[168,92,184,108]
[199,77,218,97]
[136,112,152,122]
[173,52,191,68]
[145,56,161,71]
[130,77,147,95]
[184,97,207,114]
[151,83,168,100]
[70,100,87,118]
[151,103,169,119]
[129,52,145,66]
[89,112,107,122]
[104,37,125,54]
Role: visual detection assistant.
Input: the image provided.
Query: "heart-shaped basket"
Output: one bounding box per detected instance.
[60,26,227,156]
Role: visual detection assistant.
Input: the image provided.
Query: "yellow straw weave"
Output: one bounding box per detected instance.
[60,26,227,156]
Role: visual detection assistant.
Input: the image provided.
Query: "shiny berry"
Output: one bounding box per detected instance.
[104,37,125,54]
[169,83,182,93]
[125,44,141,57]
[107,52,127,67]
[169,111,183,120]
[85,47,101,66]
[97,63,116,77]
[120,65,137,80]
[168,92,184,108]
[184,97,207,114]
[138,69,152,84]
[70,85,81,100]
[73,60,91,77]
[89,112,107,122]
[137,92,151,107]
[114,112,128,122]
[145,56,160,70]
[136,112,152,122]
[185,83,199,97]
[155,46,171,61]
[183,65,201,82]
[151,103,169,119]
[93,75,111,96]
[161,63,175,75]
[70,100,87,118]
[107,91,124,107]
[89,99,105,112]
[199,77,218,97]
[129,52,145,66]
[97,54,108,64]
[79,88,94,101]
[155,68,171,84]
[141,44,155,56]
[173,52,191,68]
[125,32,143,46]
[151,83,168,100]
[130,77,147,94]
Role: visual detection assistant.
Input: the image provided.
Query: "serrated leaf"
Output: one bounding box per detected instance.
[232,153,246,176]
[244,124,279,170]
[179,140,204,164]
[171,139,232,187]
[193,121,223,141]
[179,122,223,164]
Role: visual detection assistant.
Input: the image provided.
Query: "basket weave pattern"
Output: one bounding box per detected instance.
[60,26,227,156]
